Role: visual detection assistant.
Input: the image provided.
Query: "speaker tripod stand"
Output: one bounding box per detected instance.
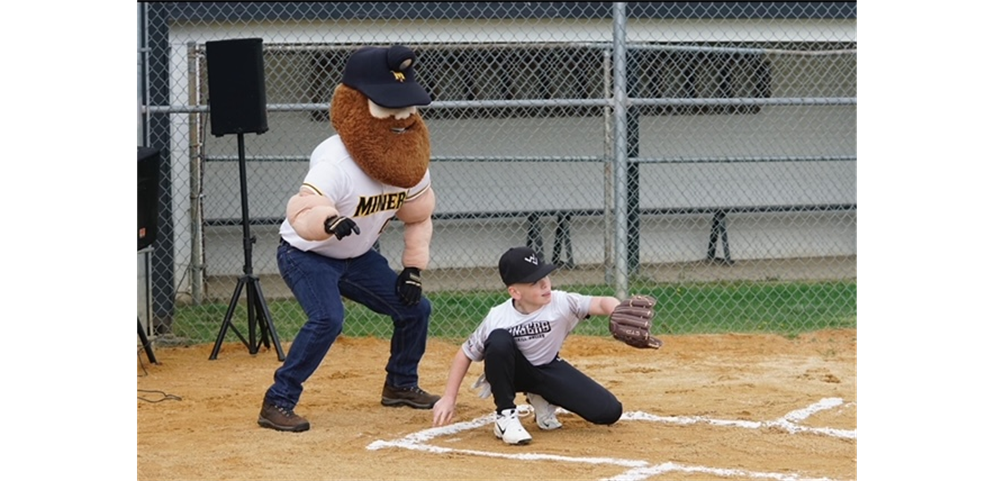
[209,133,285,361]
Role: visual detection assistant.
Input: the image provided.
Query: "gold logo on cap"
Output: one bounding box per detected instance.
[392,71,406,82]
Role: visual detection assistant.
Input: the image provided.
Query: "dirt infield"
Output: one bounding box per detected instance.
[137,329,856,481]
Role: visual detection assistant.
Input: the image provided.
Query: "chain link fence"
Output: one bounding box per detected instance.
[138,2,856,347]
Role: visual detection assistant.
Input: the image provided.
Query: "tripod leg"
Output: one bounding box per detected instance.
[246,278,258,354]
[210,276,250,360]
[249,277,286,361]
[249,276,269,348]
[138,317,158,364]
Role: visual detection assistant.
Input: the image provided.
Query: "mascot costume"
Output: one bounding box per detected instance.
[258,45,439,432]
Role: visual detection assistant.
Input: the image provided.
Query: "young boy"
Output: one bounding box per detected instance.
[431,246,629,445]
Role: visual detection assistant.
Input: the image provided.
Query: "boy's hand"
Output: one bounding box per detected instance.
[432,396,457,426]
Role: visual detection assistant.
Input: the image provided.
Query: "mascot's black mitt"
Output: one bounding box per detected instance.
[608,295,663,349]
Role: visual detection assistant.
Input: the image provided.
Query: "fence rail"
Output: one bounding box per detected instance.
[138,2,856,345]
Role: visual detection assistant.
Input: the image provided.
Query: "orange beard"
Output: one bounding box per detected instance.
[330,84,431,189]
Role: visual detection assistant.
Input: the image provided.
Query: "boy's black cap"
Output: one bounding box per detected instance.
[499,246,557,286]
[341,45,431,108]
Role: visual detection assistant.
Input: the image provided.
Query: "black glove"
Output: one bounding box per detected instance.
[324,215,360,240]
[396,267,423,306]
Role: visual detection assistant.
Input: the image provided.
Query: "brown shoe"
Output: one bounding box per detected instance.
[381,383,440,409]
[258,401,310,432]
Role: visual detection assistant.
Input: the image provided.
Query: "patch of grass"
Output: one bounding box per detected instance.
[172,280,856,345]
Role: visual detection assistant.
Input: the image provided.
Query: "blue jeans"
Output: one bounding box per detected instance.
[264,240,432,409]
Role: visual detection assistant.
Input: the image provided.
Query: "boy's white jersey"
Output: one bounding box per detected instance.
[462,290,593,366]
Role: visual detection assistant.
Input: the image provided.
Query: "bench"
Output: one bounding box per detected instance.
[643,204,857,265]
[202,154,855,269]
[205,203,856,269]
[430,204,857,269]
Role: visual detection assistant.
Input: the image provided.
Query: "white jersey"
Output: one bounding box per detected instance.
[462,290,593,366]
[279,134,431,259]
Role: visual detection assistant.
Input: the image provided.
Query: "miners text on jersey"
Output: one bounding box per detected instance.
[354,191,407,217]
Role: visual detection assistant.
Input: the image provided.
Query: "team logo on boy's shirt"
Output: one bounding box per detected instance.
[509,321,552,339]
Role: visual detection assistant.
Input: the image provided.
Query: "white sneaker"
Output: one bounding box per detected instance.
[494,408,532,445]
[526,392,562,430]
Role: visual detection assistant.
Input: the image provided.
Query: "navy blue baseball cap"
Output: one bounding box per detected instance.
[341,45,431,108]
[499,247,557,286]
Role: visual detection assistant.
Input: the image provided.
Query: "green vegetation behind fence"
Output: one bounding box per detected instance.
[171,280,856,346]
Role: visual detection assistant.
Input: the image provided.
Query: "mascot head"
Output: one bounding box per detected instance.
[331,45,432,188]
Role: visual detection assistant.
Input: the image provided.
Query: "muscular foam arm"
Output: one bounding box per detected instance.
[395,186,435,269]
[286,185,339,241]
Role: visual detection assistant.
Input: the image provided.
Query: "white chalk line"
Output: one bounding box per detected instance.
[367,397,855,481]
[623,397,856,440]
[604,462,842,481]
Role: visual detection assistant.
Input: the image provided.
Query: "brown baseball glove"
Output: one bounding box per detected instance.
[608,295,663,349]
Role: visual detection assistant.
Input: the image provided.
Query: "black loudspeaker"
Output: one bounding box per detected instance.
[206,38,268,136]
[138,147,161,251]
